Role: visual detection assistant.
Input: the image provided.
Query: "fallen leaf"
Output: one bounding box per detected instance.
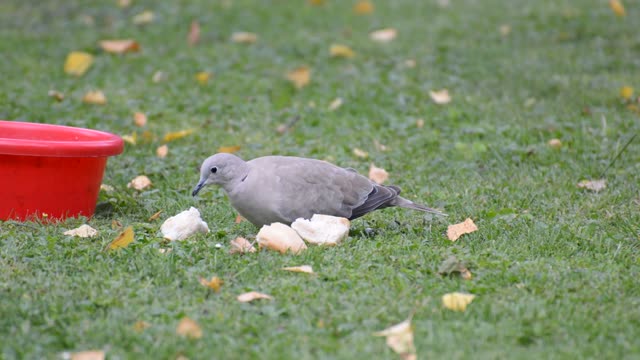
[291,214,350,246]
[353,147,368,158]
[100,184,114,192]
[404,59,416,68]
[48,90,65,101]
[442,292,476,312]
[188,21,200,46]
[447,218,478,241]
[369,28,397,43]
[234,214,246,224]
[429,89,451,104]
[152,71,167,83]
[195,71,211,85]
[609,0,626,17]
[158,248,172,254]
[416,118,425,128]
[64,51,93,76]
[163,129,194,142]
[121,132,137,145]
[437,0,450,7]
[70,350,105,360]
[499,24,511,37]
[128,175,152,190]
[577,179,606,192]
[99,39,140,54]
[176,317,202,339]
[369,164,389,184]
[133,320,151,333]
[82,90,107,105]
[308,0,325,5]
[328,97,344,111]
[438,255,472,280]
[148,210,163,222]
[373,318,416,360]
[548,138,562,149]
[64,224,98,238]
[133,112,147,127]
[231,32,258,44]
[161,207,210,241]
[374,140,388,151]
[118,0,131,7]
[199,276,223,292]
[229,237,257,254]
[353,0,374,14]
[237,291,273,303]
[106,226,134,250]
[257,222,307,254]
[155,144,169,158]
[111,220,122,230]
[620,86,634,100]
[282,265,314,274]
[132,10,154,25]
[329,44,355,58]
[218,145,241,153]
[286,66,311,89]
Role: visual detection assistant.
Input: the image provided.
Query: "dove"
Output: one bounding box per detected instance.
[192,153,445,227]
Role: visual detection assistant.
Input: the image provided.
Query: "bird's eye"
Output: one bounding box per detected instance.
[211,167,218,174]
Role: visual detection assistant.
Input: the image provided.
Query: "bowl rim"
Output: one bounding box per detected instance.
[0,120,124,157]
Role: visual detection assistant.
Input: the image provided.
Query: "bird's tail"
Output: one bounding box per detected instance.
[391,196,447,216]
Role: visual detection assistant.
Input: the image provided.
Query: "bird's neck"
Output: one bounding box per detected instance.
[223,163,250,193]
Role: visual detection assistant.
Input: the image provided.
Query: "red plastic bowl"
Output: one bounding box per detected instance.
[0,120,123,221]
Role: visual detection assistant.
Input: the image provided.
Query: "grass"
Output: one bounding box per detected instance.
[1,0,639,358]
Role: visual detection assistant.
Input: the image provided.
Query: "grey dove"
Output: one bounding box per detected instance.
[192,153,445,227]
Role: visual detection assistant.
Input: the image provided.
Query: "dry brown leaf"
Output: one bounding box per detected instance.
[148,210,163,222]
[64,51,93,76]
[231,32,258,44]
[373,319,416,360]
[442,292,476,312]
[132,10,154,25]
[128,175,152,190]
[176,317,202,339]
[257,222,307,254]
[369,164,389,184]
[64,224,98,238]
[133,320,151,333]
[234,214,246,224]
[188,21,200,46]
[447,218,478,241]
[499,24,511,37]
[199,276,223,292]
[286,66,311,89]
[111,219,123,230]
[156,144,169,158]
[48,90,65,101]
[328,97,344,111]
[438,255,472,280]
[218,145,241,153]
[369,28,397,43]
[429,89,451,104]
[99,39,140,54]
[329,44,355,59]
[548,138,562,149]
[133,112,147,127]
[229,237,257,254]
[70,350,105,360]
[163,129,194,142]
[620,86,634,100]
[609,0,626,16]
[353,147,368,158]
[577,179,606,192]
[195,71,212,85]
[282,265,314,274]
[353,0,374,14]
[237,291,273,303]
[106,226,134,250]
[82,90,107,105]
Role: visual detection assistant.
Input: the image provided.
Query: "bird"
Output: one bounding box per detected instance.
[192,153,446,227]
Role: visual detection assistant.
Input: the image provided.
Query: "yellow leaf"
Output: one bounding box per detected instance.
[163,129,194,142]
[373,319,417,360]
[133,320,151,332]
[48,90,65,101]
[156,144,168,158]
[106,226,134,250]
[64,51,93,76]
[447,218,478,241]
[176,317,202,339]
[199,276,224,292]
[229,237,257,254]
[286,66,311,89]
[133,112,147,127]
[100,184,114,192]
[188,21,200,46]
[429,89,451,104]
[70,350,105,360]
[368,164,388,184]
[416,118,425,128]
[99,39,140,54]
[121,132,137,145]
[353,148,368,158]
[442,292,476,312]
[577,179,606,192]
[620,86,634,100]
[369,28,397,43]
[354,0,374,14]
[195,71,212,85]
[218,145,241,153]
[609,0,626,17]
[548,138,562,149]
[127,175,152,190]
[132,10,154,25]
[82,90,107,105]
[237,291,273,303]
[282,265,315,274]
[231,32,258,44]
[499,24,511,37]
[330,44,355,58]
[148,210,163,222]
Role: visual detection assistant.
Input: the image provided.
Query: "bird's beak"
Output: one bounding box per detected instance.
[192,180,205,197]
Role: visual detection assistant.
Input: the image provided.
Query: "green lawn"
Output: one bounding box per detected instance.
[1,0,639,359]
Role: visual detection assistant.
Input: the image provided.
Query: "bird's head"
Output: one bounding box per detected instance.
[192,153,247,196]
